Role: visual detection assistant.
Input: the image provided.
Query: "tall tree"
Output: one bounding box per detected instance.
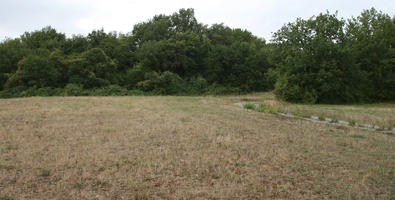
[346,8,395,100]
[21,26,66,50]
[272,12,365,103]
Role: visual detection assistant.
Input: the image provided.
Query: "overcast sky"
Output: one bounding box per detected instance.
[1,0,394,41]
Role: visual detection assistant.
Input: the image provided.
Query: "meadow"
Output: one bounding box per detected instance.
[0,95,394,199]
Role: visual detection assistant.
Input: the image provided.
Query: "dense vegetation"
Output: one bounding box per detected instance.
[0,8,394,103]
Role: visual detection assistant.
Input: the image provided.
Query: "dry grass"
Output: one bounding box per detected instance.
[0,95,394,199]
[258,93,395,129]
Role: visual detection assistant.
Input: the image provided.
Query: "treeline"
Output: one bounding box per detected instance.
[0,8,394,103]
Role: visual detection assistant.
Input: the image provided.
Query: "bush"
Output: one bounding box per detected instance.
[63,84,85,96]
[243,102,256,110]
[125,64,147,89]
[137,71,185,95]
[256,104,278,114]
[186,76,208,94]
[19,86,62,97]
[205,83,241,95]
[90,85,128,96]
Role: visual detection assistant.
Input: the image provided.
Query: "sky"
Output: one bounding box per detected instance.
[1,0,394,41]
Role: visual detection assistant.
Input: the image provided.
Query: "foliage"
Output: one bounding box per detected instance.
[68,48,119,88]
[137,71,185,95]
[349,119,356,126]
[271,8,394,103]
[0,8,393,102]
[346,8,395,100]
[243,102,256,110]
[255,104,278,114]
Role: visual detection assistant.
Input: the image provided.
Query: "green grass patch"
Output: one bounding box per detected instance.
[243,102,256,110]
[256,104,278,114]
[318,115,326,121]
[0,195,11,200]
[349,120,356,126]
[39,168,50,177]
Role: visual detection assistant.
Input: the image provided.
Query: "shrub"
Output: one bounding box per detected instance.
[90,85,128,96]
[137,71,185,95]
[39,168,50,177]
[243,103,256,110]
[63,84,85,96]
[0,194,11,200]
[256,104,278,114]
[205,83,241,95]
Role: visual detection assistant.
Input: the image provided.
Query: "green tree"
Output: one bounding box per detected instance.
[272,12,365,103]
[132,14,173,47]
[5,49,61,89]
[0,38,29,90]
[346,8,395,100]
[68,48,119,88]
[63,35,89,55]
[21,26,66,50]
[170,8,203,34]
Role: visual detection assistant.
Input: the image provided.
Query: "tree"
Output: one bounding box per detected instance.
[68,48,119,88]
[5,49,61,89]
[346,8,395,100]
[272,12,365,103]
[170,8,203,34]
[132,14,173,47]
[63,35,89,55]
[21,26,66,50]
[0,38,28,90]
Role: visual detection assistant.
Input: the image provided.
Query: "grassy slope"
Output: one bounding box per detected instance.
[0,96,394,199]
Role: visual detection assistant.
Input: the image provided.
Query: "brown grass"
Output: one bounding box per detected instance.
[0,96,394,199]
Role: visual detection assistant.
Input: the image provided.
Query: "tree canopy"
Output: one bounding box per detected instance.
[0,8,393,103]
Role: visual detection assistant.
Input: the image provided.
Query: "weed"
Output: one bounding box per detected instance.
[73,181,83,189]
[350,134,365,139]
[101,137,109,143]
[216,132,223,136]
[35,131,46,138]
[313,185,321,194]
[0,195,11,200]
[349,120,356,126]
[318,115,325,121]
[243,102,256,110]
[199,137,208,141]
[39,168,50,177]
[211,173,220,179]
[98,166,106,172]
[5,144,18,151]
[0,162,16,170]
[256,104,278,114]
[331,118,339,123]
[236,162,246,167]
[93,179,108,187]
[180,117,191,123]
[104,127,115,133]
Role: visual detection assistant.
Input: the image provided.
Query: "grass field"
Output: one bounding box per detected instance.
[0,95,394,199]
